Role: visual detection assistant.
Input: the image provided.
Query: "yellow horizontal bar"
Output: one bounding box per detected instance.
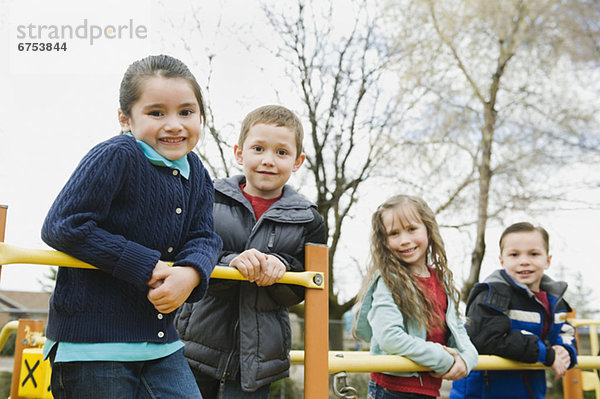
[0,243,323,289]
[212,267,323,289]
[0,244,97,269]
[569,318,600,327]
[289,351,600,374]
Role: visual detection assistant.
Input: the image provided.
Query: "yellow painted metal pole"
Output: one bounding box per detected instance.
[589,324,599,356]
[0,243,324,288]
[290,351,600,373]
[577,356,600,368]
[0,320,18,352]
[0,204,7,281]
[304,244,328,399]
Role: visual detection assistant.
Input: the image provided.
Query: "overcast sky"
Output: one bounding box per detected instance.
[1,0,599,310]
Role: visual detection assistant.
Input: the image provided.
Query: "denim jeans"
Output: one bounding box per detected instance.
[49,347,202,398]
[367,380,436,399]
[192,368,270,399]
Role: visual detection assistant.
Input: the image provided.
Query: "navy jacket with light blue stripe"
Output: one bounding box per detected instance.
[449,269,577,399]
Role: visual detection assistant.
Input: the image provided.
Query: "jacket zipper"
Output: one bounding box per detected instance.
[267,228,275,249]
[219,319,240,399]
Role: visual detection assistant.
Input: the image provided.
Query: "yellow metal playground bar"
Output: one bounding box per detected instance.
[2,204,600,398]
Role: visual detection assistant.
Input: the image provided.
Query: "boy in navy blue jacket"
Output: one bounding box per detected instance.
[450,222,577,399]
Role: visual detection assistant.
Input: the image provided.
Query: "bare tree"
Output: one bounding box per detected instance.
[263,0,418,348]
[158,1,241,177]
[155,0,600,349]
[156,0,419,348]
[386,0,600,298]
[564,270,600,319]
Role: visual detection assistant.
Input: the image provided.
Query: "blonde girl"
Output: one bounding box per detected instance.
[354,194,477,399]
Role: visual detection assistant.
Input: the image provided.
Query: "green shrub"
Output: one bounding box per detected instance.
[269,377,301,399]
[0,371,11,399]
[0,331,15,356]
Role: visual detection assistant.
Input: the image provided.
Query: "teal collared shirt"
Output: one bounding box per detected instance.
[43,339,183,362]
[124,132,190,179]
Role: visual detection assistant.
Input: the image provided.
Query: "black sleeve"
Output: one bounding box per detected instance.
[465,284,541,363]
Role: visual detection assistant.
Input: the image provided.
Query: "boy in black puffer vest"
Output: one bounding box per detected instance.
[176,105,327,398]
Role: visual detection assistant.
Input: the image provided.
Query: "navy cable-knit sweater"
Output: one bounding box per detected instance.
[41,134,222,344]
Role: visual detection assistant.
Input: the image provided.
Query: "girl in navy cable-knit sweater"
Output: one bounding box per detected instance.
[41,54,222,399]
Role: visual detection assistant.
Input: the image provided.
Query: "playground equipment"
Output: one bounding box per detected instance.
[570,318,600,398]
[1,204,600,398]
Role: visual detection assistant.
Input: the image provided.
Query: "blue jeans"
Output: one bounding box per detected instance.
[367,380,435,399]
[49,348,202,398]
[192,368,270,399]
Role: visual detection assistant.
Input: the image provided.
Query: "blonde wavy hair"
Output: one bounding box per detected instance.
[355,195,460,332]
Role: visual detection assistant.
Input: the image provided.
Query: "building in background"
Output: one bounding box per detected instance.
[0,291,49,326]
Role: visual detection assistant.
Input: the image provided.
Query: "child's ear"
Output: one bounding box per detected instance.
[292,153,306,172]
[118,109,131,132]
[234,145,244,166]
[546,254,552,270]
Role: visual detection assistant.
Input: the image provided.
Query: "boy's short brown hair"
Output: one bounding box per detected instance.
[499,222,550,253]
[239,105,304,157]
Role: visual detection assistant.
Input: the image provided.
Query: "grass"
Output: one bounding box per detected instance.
[0,372,11,399]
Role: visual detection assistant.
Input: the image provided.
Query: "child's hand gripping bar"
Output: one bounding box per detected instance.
[0,242,324,289]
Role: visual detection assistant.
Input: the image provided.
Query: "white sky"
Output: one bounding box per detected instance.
[1,0,599,311]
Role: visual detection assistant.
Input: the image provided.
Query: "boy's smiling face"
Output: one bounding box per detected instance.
[234,123,305,199]
[500,231,551,292]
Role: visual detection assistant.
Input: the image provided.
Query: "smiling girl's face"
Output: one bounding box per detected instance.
[118,76,202,161]
[382,205,429,273]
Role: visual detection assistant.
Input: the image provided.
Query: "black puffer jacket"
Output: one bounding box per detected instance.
[449,270,577,399]
[175,175,326,392]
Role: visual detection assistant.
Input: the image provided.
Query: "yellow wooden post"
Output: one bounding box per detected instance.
[11,319,45,399]
[304,244,328,398]
[564,309,584,399]
[564,367,584,398]
[0,204,7,280]
[588,324,600,397]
